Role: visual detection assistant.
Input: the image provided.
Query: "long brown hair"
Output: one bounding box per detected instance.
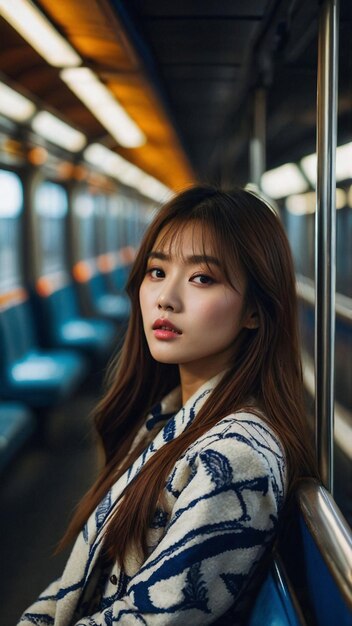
[60,185,317,565]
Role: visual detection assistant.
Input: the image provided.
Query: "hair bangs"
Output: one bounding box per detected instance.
[150,212,244,293]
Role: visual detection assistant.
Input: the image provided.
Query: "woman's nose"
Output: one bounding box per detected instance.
[158,299,173,311]
[157,286,182,312]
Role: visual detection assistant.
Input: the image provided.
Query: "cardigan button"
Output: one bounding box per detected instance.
[110,574,118,585]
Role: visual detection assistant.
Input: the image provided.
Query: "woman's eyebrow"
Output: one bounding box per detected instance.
[147,251,169,261]
[148,251,220,266]
[188,254,221,267]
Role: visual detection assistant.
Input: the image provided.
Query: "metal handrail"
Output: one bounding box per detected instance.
[296,479,352,610]
[296,274,352,326]
[315,0,339,492]
[271,556,308,626]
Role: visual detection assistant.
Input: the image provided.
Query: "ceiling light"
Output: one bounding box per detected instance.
[31,111,86,152]
[301,143,352,186]
[348,186,352,209]
[0,81,36,122]
[335,188,347,210]
[61,68,146,148]
[336,143,352,182]
[135,172,171,203]
[286,192,316,215]
[84,144,141,184]
[0,0,81,67]
[286,189,346,215]
[84,143,171,202]
[300,153,317,186]
[84,144,128,178]
[261,163,308,199]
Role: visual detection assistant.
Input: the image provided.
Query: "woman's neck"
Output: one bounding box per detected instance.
[179,363,228,405]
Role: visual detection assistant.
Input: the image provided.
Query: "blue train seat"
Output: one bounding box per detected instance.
[35,274,117,360]
[248,558,304,626]
[0,402,35,471]
[291,480,352,626]
[97,251,132,295]
[0,289,88,408]
[73,259,130,322]
[253,479,352,626]
[71,188,135,323]
[30,180,118,358]
[111,263,130,292]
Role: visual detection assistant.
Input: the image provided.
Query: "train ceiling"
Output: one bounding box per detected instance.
[0,1,351,189]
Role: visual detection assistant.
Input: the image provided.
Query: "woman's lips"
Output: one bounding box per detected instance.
[152,318,182,339]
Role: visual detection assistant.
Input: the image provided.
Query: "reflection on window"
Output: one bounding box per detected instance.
[35,181,68,275]
[0,169,23,292]
[0,169,23,218]
[35,181,68,218]
[106,196,125,253]
[73,192,96,261]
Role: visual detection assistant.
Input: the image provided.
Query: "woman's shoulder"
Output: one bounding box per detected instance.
[184,409,287,488]
[166,408,287,514]
[196,408,283,449]
[218,409,284,454]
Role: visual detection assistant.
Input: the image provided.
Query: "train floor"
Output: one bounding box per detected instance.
[0,389,100,626]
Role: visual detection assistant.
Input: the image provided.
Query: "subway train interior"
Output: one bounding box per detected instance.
[0,1,351,624]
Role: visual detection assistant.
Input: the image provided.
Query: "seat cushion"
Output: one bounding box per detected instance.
[0,350,88,407]
[56,318,116,357]
[95,294,130,321]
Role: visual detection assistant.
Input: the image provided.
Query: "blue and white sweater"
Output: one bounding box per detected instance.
[19,374,286,626]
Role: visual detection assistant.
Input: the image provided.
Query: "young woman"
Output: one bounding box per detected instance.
[19,185,316,625]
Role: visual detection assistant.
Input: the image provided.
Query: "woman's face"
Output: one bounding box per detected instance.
[139,222,254,382]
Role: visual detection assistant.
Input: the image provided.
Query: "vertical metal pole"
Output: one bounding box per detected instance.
[249,88,266,187]
[315,0,339,493]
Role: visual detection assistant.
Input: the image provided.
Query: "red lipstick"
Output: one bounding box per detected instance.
[152,318,182,339]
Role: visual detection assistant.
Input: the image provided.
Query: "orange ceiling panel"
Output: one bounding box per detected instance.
[36,0,195,189]
[38,0,139,71]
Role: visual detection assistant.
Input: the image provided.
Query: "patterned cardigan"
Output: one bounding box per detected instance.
[19,374,286,626]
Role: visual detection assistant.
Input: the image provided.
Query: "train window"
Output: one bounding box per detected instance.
[34,181,68,277]
[106,194,124,254]
[0,169,23,218]
[124,198,137,248]
[122,198,132,248]
[72,190,96,262]
[94,193,108,256]
[0,169,23,292]
[35,180,68,219]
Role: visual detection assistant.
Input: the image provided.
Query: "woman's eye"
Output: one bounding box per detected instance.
[147,268,165,279]
[191,274,214,285]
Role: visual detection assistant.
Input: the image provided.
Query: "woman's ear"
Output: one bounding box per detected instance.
[244,309,259,329]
